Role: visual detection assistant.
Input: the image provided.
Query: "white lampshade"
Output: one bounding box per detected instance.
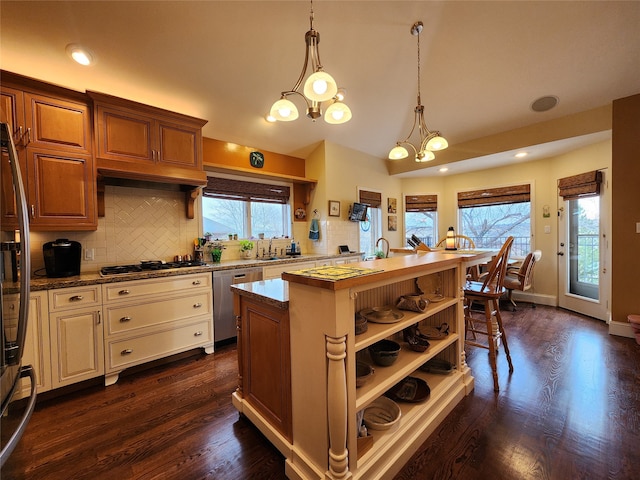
[324,101,352,124]
[425,135,448,151]
[415,150,435,162]
[388,145,409,160]
[270,98,299,121]
[303,71,338,102]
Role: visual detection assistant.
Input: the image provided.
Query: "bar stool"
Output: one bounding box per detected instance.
[464,236,514,391]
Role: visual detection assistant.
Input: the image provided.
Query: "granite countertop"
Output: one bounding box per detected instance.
[7,253,362,294]
[231,278,288,310]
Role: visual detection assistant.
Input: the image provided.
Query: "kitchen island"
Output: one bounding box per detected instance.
[231,250,492,480]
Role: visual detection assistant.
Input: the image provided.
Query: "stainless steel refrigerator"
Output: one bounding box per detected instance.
[1,122,35,467]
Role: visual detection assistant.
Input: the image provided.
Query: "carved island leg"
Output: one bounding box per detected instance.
[326,335,350,479]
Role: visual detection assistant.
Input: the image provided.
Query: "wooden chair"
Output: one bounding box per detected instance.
[503,250,541,310]
[436,235,478,279]
[464,236,514,391]
[435,234,475,250]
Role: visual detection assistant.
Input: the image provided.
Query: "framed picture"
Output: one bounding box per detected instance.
[329,200,341,217]
[388,197,397,214]
[388,215,397,231]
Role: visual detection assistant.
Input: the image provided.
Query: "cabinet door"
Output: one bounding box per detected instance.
[94,104,155,163]
[26,147,96,229]
[49,306,104,388]
[241,298,292,441]
[1,86,25,140]
[24,92,92,154]
[157,119,200,169]
[15,292,51,399]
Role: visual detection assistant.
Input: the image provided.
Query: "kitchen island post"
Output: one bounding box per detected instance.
[232,252,488,479]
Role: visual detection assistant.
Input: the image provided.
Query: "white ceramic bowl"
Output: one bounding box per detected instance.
[363,396,401,431]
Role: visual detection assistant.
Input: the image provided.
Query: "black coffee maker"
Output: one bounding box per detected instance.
[43,239,81,277]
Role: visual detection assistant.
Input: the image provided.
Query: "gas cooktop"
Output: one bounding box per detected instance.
[100,260,207,276]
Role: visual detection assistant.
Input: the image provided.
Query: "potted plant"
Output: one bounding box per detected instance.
[239,239,254,259]
[207,241,224,263]
[374,249,387,260]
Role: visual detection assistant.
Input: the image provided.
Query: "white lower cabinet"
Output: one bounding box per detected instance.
[102,272,213,385]
[4,291,51,400]
[48,286,104,388]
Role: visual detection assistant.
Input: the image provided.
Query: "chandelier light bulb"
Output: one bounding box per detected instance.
[388,145,409,160]
[270,98,299,121]
[415,150,435,162]
[325,101,352,124]
[304,71,338,102]
[426,135,448,151]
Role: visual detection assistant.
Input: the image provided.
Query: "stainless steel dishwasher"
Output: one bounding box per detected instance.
[212,267,263,343]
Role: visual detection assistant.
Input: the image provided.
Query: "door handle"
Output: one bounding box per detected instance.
[557,252,564,256]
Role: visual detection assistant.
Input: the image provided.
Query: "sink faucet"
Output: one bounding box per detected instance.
[376,237,390,258]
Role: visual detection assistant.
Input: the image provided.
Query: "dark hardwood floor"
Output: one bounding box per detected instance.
[2,305,639,479]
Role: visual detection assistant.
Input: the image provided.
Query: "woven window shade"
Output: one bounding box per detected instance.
[458,184,530,208]
[405,194,437,212]
[558,171,602,200]
[203,177,290,204]
[359,190,382,208]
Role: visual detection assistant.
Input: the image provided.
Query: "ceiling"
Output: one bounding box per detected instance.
[2,1,639,177]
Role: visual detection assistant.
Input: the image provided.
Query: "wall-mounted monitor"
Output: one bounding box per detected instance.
[348,202,368,222]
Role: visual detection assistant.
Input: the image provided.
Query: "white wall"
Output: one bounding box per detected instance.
[304,141,404,255]
[401,139,612,300]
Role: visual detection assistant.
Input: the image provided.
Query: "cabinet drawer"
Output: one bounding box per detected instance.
[104,292,212,336]
[102,272,211,302]
[48,285,101,311]
[107,319,212,371]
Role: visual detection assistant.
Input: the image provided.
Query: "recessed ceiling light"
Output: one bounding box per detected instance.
[514,152,528,158]
[265,114,276,123]
[439,167,448,172]
[530,95,559,112]
[66,43,94,66]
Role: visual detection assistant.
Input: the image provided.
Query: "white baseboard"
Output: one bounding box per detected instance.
[608,320,636,338]
[510,291,556,307]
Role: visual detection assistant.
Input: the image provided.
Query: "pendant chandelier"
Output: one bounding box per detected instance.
[389,21,447,162]
[269,0,351,125]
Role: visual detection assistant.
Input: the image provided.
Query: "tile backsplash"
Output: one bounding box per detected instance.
[30,185,200,274]
[27,185,358,275]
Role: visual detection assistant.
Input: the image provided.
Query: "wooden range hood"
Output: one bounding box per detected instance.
[89,91,208,219]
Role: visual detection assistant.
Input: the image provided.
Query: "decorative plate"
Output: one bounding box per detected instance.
[359,307,404,324]
[294,208,306,219]
[424,294,446,303]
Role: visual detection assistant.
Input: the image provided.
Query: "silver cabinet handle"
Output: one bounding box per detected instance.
[193,302,202,308]
[194,331,203,337]
[69,295,84,301]
[121,349,133,355]
[118,289,130,295]
[192,280,201,285]
[30,205,35,218]
[120,316,131,323]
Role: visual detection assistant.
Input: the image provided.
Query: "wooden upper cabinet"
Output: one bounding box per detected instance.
[25,93,92,154]
[26,148,96,230]
[0,72,97,231]
[90,91,206,175]
[94,104,155,163]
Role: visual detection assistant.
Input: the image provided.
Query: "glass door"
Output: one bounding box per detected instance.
[557,172,609,320]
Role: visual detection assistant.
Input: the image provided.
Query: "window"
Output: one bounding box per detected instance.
[202,176,291,239]
[404,194,438,247]
[357,189,382,257]
[458,184,531,256]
